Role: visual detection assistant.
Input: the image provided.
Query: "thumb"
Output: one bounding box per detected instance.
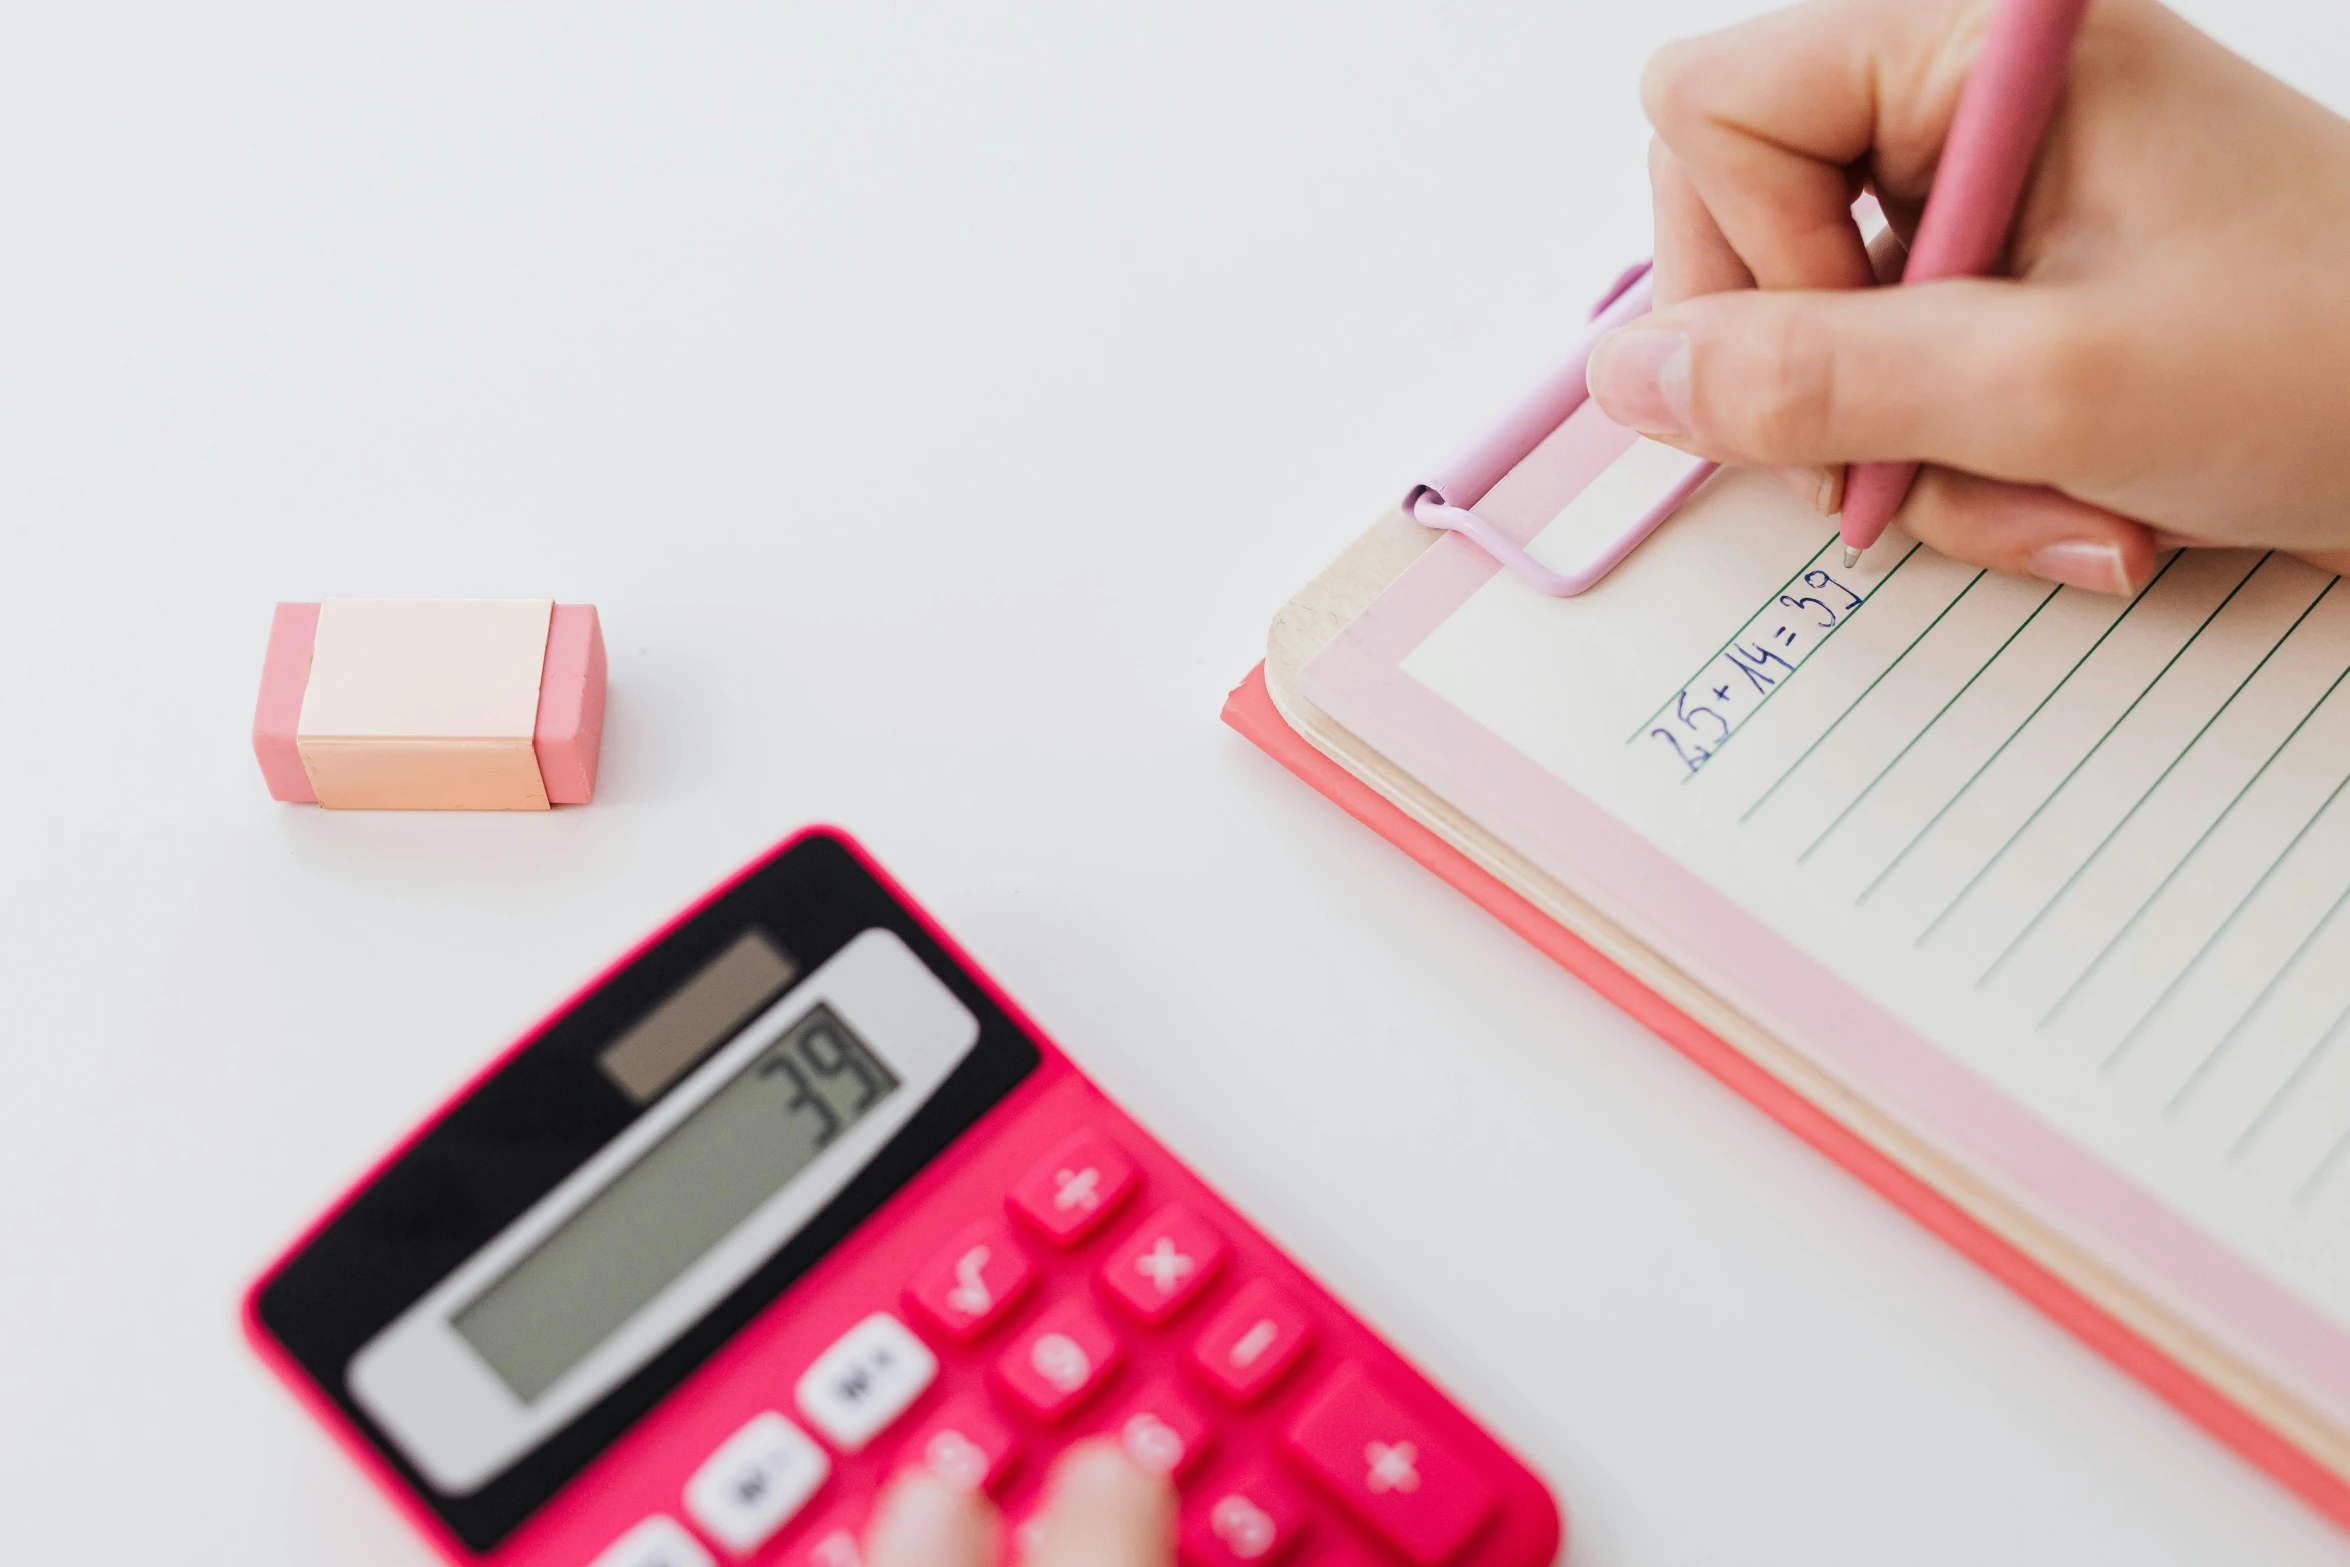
[1586,279,2088,480]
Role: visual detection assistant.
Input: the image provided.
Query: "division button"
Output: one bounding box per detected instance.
[794,1314,940,1453]
[680,1412,832,1557]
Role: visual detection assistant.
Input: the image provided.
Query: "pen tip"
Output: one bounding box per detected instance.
[1842,546,1862,568]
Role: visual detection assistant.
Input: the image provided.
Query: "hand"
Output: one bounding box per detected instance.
[863,1440,1175,1567]
[1585,0,2350,592]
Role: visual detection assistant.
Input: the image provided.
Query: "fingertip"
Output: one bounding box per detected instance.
[1026,1440,1176,1567]
[1638,36,1702,132]
[1587,326,1692,437]
[865,1468,999,1567]
[1902,469,2158,595]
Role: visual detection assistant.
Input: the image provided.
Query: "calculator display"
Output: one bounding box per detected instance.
[454,1005,900,1402]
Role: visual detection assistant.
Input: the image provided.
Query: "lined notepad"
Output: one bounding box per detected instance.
[1391,462,2350,1336]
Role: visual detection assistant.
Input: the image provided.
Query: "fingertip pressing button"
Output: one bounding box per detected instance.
[1103,1376,1214,1481]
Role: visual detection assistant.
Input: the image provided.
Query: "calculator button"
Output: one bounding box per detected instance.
[1009,1128,1139,1246]
[794,1314,940,1453]
[904,1393,1022,1496]
[777,1504,867,1567]
[1280,1367,1496,1566]
[905,1220,1036,1343]
[680,1412,831,1557]
[1189,1281,1316,1404]
[993,1297,1123,1421]
[1105,1376,1214,1481]
[587,1515,717,1567]
[1099,1203,1227,1325]
[1182,1466,1310,1566]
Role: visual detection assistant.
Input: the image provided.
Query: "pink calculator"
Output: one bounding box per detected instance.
[245,829,1564,1567]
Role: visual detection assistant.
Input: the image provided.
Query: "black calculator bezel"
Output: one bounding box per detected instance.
[251,830,1042,1554]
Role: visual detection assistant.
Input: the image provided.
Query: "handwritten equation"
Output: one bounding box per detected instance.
[1635,542,1881,778]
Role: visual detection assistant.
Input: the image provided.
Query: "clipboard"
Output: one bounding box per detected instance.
[1223,499,2350,1535]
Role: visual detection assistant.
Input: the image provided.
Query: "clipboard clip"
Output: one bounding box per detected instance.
[1406,261,1719,596]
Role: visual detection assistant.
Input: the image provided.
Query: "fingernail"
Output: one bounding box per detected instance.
[1817,464,1846,516]
[2027,539,2130,594]
[1779,465,1842,515]
[1588,328,1691,436]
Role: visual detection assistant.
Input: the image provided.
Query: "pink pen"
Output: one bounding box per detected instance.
[1839,0,2092,566]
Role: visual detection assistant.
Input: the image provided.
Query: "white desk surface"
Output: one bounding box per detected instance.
[5,3,2348,1561]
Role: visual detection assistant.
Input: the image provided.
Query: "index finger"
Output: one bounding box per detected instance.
[1026,1441,1177,1567]
[1643,0,1992,291]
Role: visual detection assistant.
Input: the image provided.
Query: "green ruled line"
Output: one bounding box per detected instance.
[1916,554,2268,949]
[1796,581,2060,862]
[2296,1115,2350,1206]
[1732,551,1956,823]
[1857,552,2183,909]
[2231,995,2350,1161]
[1980,566,2326,992]
[2127,767,2350,1083]
[1627,531,1843,744]
[1697,543,1926,785]
[2042,613,2349,1031]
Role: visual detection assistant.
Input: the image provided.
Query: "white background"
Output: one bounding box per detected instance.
[4,3,2348,1562]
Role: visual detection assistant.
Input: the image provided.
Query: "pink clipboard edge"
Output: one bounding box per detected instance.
[1223,663,2350,1536]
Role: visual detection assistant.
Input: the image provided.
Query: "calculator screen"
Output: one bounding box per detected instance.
[454,1006,901,1402]
[256,832,1044,1553]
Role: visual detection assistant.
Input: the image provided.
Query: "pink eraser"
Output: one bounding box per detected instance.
[252,599,607,810]
[533,604,607,806]
[254,602,321,803]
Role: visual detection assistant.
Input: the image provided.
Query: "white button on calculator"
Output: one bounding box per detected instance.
[588,1514,717,1567]
[682,1412,831,1555]
[794,1313,939,1452]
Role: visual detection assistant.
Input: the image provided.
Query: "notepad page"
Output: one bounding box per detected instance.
[1396,466,2350,1334]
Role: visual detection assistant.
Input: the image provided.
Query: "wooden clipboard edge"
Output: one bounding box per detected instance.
[1225,508,2350,1531]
